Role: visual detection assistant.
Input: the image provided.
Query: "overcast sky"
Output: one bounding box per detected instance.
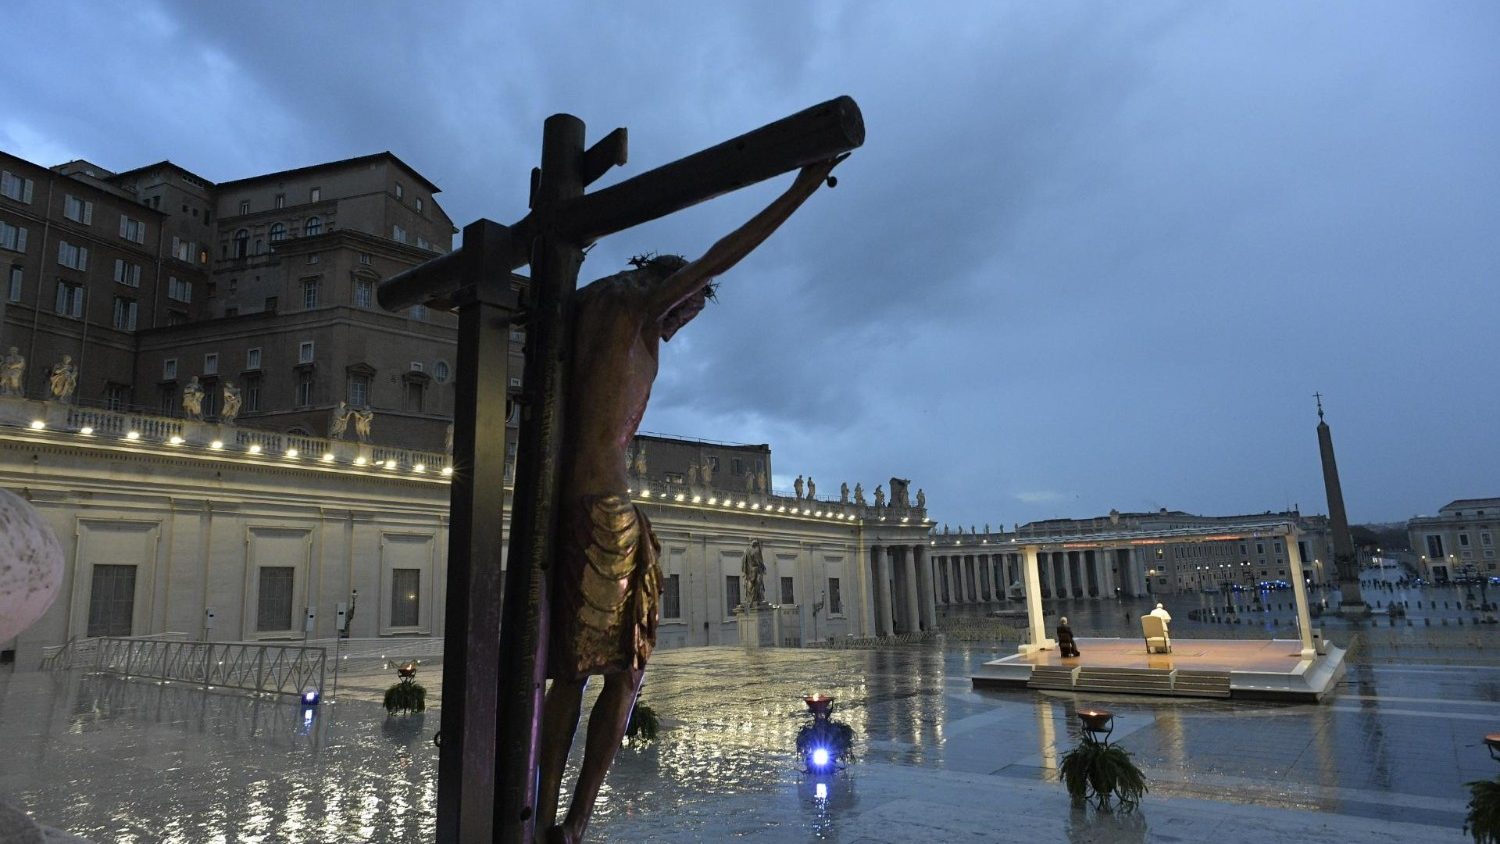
[4,1,1496,527]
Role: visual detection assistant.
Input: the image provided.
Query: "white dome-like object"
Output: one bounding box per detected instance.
[0,487,64,643]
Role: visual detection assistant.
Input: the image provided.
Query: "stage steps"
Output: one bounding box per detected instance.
[1026,665,1231,698]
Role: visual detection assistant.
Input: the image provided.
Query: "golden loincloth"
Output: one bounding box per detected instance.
[549,494,661,679]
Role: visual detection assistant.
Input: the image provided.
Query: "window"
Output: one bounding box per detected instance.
[119,215,146,243]
[354,279,373,308]
[111,297,137,330]
[417,236,430,250]
[167,277,192,303]
[295,372,314,406]
[246,347,262,370]
[1,170,34,203]
[298,341,314,363]
[86,564,136,637]
[433,361,449,383]
[239,200,250,215]
[732,458,745,476]
[405,380,424,412]
[244,376,261,412]
[306,253,319,264]
[55,281,84,318]
[256,567,295,632]
[662,574,681,619]
[270,222,287,242]
[780,576,795,605]
[233,229,248,258]
[159,386,176,413]
[359,252,371,265]
[1274,541,1283,553]
[415,197,423,213]
[392,568,421,627]
[1461,534,1471,547]
[310,187,321,202]
[1485,533,1493,547]
[275,193,285,209]
[103,383,129,411]
[829,577,843,615]
[63,195,93,224]
[163,358,177,380]
[725,575,741,616]
[57,240,88,271]
[8,265,22,302]
[171,236,193,262]
[264,295,277,312]
[302,278,320,309]
[304,216,322,236]
[113,259,141,287]
[394,182,404,200]
[203,353,218,375]
[0,221,27,252]
[347,373,370,406]
[392,224,406,243]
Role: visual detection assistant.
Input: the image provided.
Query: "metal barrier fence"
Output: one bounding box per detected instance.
[95,637,327,699]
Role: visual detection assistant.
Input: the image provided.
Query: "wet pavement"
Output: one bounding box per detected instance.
[1,580,1493,842]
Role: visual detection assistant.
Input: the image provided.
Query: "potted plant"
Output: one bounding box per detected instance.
[383,661,426,716]
[1466,775,1500,843]
[1059,723,1147,813]
[626,698,660,742]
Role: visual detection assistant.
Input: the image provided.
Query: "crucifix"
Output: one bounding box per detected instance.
[380,96,864,844]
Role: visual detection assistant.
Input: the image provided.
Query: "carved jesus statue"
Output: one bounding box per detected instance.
[538,155,844,843]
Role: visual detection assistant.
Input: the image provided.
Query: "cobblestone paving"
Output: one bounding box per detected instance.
[0,581,1492,842]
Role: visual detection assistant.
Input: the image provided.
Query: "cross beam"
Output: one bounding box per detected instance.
[379,96,863,311]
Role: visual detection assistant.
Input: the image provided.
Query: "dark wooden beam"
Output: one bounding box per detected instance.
[377,96,863,311]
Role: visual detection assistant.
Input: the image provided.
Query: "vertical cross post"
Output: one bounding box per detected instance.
[436,219,519,844]
[493,114,587,844]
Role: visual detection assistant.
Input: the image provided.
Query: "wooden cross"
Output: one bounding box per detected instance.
[379,96,864,844]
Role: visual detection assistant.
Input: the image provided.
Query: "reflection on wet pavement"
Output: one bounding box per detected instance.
[0,588,1493,842]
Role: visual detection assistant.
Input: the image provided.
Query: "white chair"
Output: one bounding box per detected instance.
[1141,615,1172,654]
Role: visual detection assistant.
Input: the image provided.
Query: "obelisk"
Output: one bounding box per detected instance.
[1315,395,1369,617]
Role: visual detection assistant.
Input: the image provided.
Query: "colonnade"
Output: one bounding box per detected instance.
[867,543,938,637]
[926,546,1149,605]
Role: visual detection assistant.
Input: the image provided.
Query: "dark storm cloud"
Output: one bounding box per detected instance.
[4,0,1497,522]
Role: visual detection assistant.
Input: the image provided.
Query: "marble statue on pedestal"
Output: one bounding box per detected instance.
[794,475,804,499]
[874,485,885,508]
[329,401,352,439]
[632,444,647,476]
[854,482,865,505]
[0,347,24,397]
[220,382,242,423]
[916,488,926,509]
[686,460,700,487]
[840,482,849,503]
[741,538,767,606]
[182,376,205,420]
[807,476,816,499]
[353,407,374,443]
[47,356,76,402]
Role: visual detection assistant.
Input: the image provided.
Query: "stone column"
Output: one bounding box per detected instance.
[916,544,936,631]
[1286,531,1317,659]
[967,555,978,603]
[977,554,989,601]
[890,546,909,632]
[903,546,921,634]
[1019,545,1055,654]
[873,545,894,637]
[1058,552,1073,599]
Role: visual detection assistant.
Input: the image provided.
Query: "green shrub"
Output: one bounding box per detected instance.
[1466,776,1500,843]
[383,679,426,716]
[1059,739,1147,813]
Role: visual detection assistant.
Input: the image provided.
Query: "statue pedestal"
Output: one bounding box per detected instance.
[737,604,775,648]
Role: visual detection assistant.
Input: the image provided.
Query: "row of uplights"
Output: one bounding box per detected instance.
[28,419,452,477]
[627,487,928,526]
